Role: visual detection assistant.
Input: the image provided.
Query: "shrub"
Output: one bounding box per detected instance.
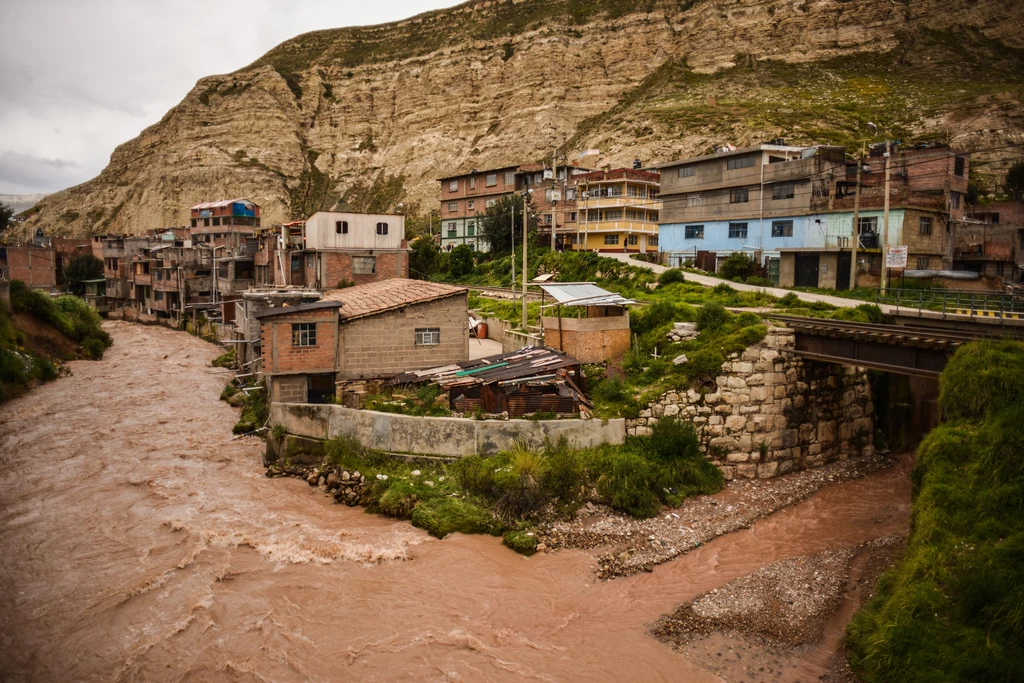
[696,301,729,333]
[718,252,758,281]
[412,498,501,538]
[503,530,539,555]
[542,439,586,506]
[232,383,268,434]
[778,292,801,307]
[594,451,662,518]
[657,268,685,287]
[81,337,106,360]
[494,444,549,523]
[451,455,499,498]
[211,348,236,368]
[646,417,702,462]
[682,347,725,383]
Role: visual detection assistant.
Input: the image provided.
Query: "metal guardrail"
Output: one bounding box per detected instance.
[875,288,1024,318]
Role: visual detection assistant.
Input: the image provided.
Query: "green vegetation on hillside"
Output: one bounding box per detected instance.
[316,416,722,551]
[846,341,1024,681]
[0,281,112,401]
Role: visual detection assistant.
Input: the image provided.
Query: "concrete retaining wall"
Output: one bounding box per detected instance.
[270,403,625,457]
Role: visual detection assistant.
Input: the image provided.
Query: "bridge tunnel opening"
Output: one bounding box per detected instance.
[869,371,939,452]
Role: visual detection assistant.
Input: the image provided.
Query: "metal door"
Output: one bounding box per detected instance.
[837,252,852,289]
[794,253,820,288]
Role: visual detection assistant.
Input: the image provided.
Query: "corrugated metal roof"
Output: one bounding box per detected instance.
[537,282,636,307]
[322,278,467,321]
[390,347,581,386]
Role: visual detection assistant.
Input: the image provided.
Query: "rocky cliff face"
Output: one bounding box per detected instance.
[22,0,1024,237]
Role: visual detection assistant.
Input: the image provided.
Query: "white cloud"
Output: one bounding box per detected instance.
[0,0,459,193]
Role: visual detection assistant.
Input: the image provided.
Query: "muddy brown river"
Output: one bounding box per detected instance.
[0,322,911,681]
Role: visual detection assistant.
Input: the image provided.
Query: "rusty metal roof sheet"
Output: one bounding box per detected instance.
[390,346,581,386]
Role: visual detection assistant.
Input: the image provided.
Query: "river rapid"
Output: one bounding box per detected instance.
[0,321,911,682]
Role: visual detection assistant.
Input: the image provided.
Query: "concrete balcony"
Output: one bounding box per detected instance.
[570,220,659,234]
[579,196,661,210]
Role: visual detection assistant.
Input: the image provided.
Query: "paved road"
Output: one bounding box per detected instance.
[604,252,904,313]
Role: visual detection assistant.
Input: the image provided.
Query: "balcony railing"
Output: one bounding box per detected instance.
[568,220,659,234]
[579,196,661,210]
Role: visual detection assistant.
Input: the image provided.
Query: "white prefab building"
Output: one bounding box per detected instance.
[303,212,405,250]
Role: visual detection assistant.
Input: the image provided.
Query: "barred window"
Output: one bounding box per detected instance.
[917,256,930,270]
[292,323,316,347]
[415,328,440,346]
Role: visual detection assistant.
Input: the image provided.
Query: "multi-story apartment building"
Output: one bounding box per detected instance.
[254,212,408,289]
[571,168,661,252]
[0,232,91,291]
[438,166,519,252]
[438,163,592,252]
[954,200,1024,284]
[189,199,260,249]
[657,143,969,288]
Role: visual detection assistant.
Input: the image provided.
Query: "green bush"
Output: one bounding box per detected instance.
[543,439,587,507]
[696,301,728,333]
[212,348,236,368]
[412,498,501,538]
[594,450,662,518]
[718,252,758,281]
[657,268,685,287]
[451,455,499,498]
[232,383,268,434]
[682,347,725,383]
[778,292,801,307]
[503,529,539,555]
[81,337,106,360]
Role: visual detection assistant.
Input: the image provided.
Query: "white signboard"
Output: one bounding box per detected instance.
[885,245,909,269]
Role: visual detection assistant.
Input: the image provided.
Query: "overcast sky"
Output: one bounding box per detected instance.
[0,0,458,195]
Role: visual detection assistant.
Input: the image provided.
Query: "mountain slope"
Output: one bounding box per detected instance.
[20,0,1024,237]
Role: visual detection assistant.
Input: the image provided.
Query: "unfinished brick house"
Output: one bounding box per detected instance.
[253,212,408,290]
[258,279,468,404]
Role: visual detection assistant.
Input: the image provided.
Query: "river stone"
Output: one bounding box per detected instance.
[307,473,318,485]
[342,471,350,481]
[326,473,339,488]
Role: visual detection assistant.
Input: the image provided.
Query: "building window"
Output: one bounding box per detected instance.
[353,256,376,274]
[154,290,164,301]
[485,198,496,208]
[729,222,748,239]
[604,234,619,245]
[469,177,476,190]
[916,256,930,270]
[504,171,515,185]
[772,183,795,200]
[686,195,704,208]
[950,192,961,209]
[467,222,475,237]
[448,180,458,192]
[415,328,440,346]
[627,234,638,246]
[212,217,221,226]
[858,216,878,233]
[486,173,497,187]
[447,202,457,212]
[447,227,457,238]
[545,188,554,201]
[954,157,965,177]
[648,235,659,247]
[771,220,794,237]
[919,217,933,235]
[544,214,552,225]
[292,322,317,347]
[678,166,696,178]
[730,188,749,204]
[336,220,348,234]
[567,212,577,222]
[727,156,755,170]
[566,188,577,200]
[376,222,389,235]
[685,225,704,239]
[467,200,475,210]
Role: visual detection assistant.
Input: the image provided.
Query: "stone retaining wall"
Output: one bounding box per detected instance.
[270,403,626,457]
[626,325,874,480]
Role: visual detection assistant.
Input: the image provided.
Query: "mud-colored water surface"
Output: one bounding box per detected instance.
[0,322,911,681]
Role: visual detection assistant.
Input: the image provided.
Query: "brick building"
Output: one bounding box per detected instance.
[954,200,1024,283]
[0,235,90,291]
[258,279,468,404]
[189,199,260,249]
[253,212,408,290]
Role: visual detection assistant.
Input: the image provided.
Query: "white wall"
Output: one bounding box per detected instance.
[304,212,405,250]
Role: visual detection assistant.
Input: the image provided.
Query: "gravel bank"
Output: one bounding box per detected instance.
[539,451,901,579]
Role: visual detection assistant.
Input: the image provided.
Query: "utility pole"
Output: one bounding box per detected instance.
[880,142,892,294]
[522,192,528,332]
[849,158,862,290]
[510,197,516,313]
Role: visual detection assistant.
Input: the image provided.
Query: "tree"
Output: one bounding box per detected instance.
[448,244,475,278]
[1006,160,1024,201]
[63,254,104,295]
[718,252,758,281]
[0,201,12,233]
[479,194,539,256]
[409,235,441,280]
